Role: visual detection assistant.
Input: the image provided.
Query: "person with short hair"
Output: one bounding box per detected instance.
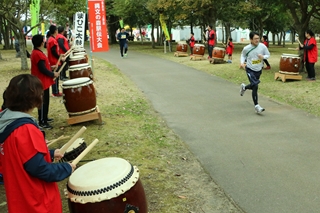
[0,74,75,213]
[56,26,70,80]
[261,35,271,69]
[206,25,216,59]
[31,34,59,129]
[188,32,195,55]
[47,25,65,96]
[239,32,270,114]
[298,29,318,81]
[117,28,129,58]
[225,37,234,63]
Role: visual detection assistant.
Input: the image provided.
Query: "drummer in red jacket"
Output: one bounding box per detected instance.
[298,29,318,81]
[188,33,195,55]
[225,37,234,63]
[207,25,216,59]
[31,34,60,129]
[261,35,271,69]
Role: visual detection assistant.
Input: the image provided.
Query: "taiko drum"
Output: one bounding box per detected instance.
[193,44,205,56]
[66,157,148,213]
[212,47,226,59]
[279,54,301,74]
[176,42,188,52]
[62,77,96,115]
[68,63,93,80]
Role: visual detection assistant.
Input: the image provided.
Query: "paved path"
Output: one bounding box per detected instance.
[93,49,320,213]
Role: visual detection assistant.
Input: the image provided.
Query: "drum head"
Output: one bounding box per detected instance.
[214,47,225,50]
[66,157,140,203]
[195,44,204,47]
[69,63,90,69]
[62,77,91,86]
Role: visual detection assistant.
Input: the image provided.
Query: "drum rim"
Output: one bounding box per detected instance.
[68,63,90,69]
[69,55,86,60]
[66,157,140,204]
[214,47,225,50]
[62,77,92,87]
[281,53,300,57]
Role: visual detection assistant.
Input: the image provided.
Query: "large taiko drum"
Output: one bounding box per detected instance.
[69,55,88,66]
[193,44,205,56]
[62,77,96,115]
[68,63,93,80]
[73,52,88,62]
[61,138,87,162]
[279,54,301,74]
[176,42,188,52]
[66,157,148,213]
[212,47,226,59]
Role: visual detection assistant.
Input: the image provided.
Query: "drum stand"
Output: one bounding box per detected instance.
[274,71,302,83]
[190,54,205,61]
[174,51,188,57]
[209,57,226,64]
[67,105,103,125]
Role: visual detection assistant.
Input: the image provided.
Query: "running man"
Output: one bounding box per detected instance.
[117,28,129,58]
[239,32,270,114]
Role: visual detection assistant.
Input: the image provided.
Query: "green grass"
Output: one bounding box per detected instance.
[127,41,320,116]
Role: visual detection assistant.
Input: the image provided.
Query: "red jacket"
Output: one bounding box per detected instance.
[30,49,54,90]
[304,37,318,63]
[208,30,215,46]
[47,36,60,66]
[1,124,63,213]
[226,41,234,54]
[189,35,195,48]
[262,41,269,48]
[55,33,70,54]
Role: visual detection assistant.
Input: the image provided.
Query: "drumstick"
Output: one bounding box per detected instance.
[64,46,75,58]
[53,55,63,72]
[295,36,303,46]
[47,135,70,147]
[53,62,67,80]
[60,126,87,155]
[71,139,99,165]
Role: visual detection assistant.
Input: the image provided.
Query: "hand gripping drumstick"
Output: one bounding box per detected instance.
[53,61,67,80]
[71,139,99,165]
[47,135,70,147]
[60,126,87,155]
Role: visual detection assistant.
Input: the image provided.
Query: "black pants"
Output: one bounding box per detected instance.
[190,47,193,55]
[52,66,60,94]
[305,61,315,78]
[263,59,270,67]
[245,68,262,106]
[208,45,214,58]
[120,43,128,57]
[60,57,69,79]
[38,88,50,123]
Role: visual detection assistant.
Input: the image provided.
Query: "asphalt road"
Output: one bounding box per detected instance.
[93,48,320,213]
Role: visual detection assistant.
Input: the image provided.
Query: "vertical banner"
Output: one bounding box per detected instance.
[119,18,124,28]
[159,13,170,41]
[74,12,86,47]
[88,0,109,52]
[30,0,40,36]
[41,22,45,35]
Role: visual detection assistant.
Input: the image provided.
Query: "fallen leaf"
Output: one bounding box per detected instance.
[178,195,187,199]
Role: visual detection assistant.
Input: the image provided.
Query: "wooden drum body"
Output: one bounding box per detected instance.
[62,77,96,115]
[212,47,226,59]
[279,54,300,74]
[61,138,87,162]
[66,157,148,213]
[68,63,93,80]
[193,44,205,56]
[69,55,88,66]
[176,42,188,52]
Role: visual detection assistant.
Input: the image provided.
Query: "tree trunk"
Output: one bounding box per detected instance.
[151,21,155,49]
[108,15,119,44]
[282,31,286,47]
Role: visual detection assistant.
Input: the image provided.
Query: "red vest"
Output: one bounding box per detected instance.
[1,124,63,213]
[208,30,216,46]
[190,36,195,48]
[47,36,60,66]
[304,37,318,63]
[55,33,70,54]
[30,49,54,90]
[226,41,234,54]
